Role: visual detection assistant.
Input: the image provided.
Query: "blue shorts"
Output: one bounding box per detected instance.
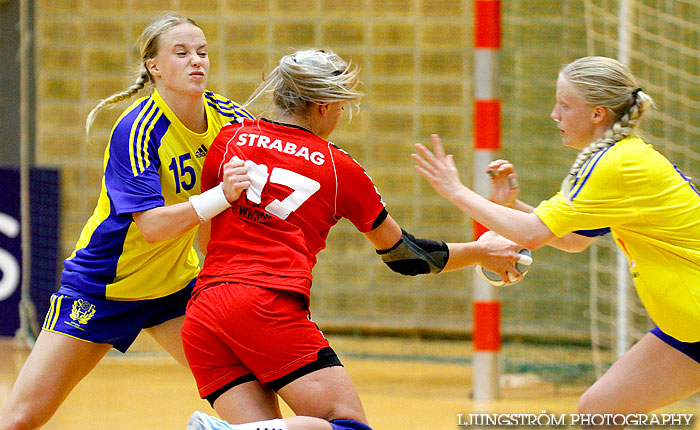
[42,279,195,353]
[651,326,700,364]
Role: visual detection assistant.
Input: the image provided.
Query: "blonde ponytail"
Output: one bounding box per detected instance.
[85,68,150,139]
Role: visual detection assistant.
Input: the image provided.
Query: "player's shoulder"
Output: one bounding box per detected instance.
[578,136,659,192]
[109,94,170,152]
[112,95,156,132]
[203,91,254,120]
[582,137,638,175]
[328,142,360,163]
[603,136,647,159]
[327,141,376,181]
[600,136,662,174]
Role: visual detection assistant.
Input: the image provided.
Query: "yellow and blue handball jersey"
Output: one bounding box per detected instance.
[534,136,700,342]
[61,89,253,301]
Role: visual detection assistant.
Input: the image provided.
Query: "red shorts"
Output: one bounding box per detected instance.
[181,282,340,400]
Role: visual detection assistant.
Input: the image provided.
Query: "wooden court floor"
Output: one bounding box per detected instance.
[1,335,698,430]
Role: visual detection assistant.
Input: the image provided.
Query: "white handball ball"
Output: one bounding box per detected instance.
[474,248,533,287]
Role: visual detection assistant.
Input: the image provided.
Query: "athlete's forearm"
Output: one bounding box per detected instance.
[441,242,485,272]
[133,202,202,243]
[447,185,553,250]
[497,198,591,252]
[511,199,535,213]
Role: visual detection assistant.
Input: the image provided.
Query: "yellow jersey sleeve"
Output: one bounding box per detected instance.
[534,137,700,342]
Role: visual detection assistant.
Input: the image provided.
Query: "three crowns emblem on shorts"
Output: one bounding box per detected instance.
[68,299,96,327]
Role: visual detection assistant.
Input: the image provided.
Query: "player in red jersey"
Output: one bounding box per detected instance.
[182,49,526,430]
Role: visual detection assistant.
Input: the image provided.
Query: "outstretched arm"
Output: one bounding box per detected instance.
[411,134,555,250]
[363,214,527,283]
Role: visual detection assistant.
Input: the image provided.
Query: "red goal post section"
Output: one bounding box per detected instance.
[472,0,502,400]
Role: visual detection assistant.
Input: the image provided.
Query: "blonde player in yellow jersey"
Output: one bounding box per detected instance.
[0,12,252,430]
[413,56,700,428]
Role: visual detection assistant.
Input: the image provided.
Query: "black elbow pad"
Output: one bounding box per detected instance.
[376,229,449,276]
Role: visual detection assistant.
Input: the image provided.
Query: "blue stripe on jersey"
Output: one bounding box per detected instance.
[112,98,152,176]
[204,91,237,110]
[61,199,131,297]
[112,99,171,175]
[569,146,612,200]
[674,165,700,197]
[112,98,150,150]
[205,100,249,118]
[135,100,160,175]
[107,97,171,215]
[136,102,158,174]
[143,110,170,172]
[129,98,155,175]
[204,91,253,119]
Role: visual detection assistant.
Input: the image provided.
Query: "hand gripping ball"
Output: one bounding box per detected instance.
[474,249,533,287]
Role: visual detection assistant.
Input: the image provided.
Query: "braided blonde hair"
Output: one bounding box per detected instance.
[560,56,654,200]
[244,49,363,120]
[85,12,200,140]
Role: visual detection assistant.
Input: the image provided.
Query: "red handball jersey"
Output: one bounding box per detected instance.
[197,118,386,302]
